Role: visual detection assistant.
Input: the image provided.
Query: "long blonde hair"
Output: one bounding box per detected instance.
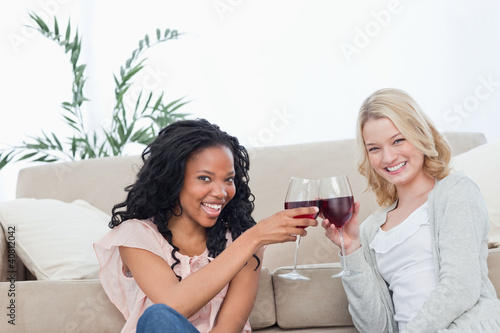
[357,88,451,206]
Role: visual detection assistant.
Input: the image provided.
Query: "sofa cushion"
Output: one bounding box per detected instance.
[0,198,111,280]
[451,141,500,248]
[272,263,353,329]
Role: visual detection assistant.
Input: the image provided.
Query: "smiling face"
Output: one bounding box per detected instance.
[174,145,236,230]
[362,117,430,191]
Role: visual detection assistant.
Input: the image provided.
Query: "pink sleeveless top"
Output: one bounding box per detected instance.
[94,219,251,333]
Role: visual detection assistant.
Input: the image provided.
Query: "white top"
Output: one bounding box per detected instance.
[369,202,437,332]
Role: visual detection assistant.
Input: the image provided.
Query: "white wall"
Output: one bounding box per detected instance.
[1,0,500,201]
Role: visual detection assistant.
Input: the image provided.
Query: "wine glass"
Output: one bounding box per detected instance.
[278,177,319,281]
[319,175,355,278]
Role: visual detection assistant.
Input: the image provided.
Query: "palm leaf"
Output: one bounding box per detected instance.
[0,13,189,171]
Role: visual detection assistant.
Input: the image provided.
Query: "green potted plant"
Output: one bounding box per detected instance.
[0,13,189,170]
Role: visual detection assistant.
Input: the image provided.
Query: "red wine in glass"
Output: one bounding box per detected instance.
[278,177,319,281]
[285,200,320,227]
[319,175,357,278]
[319,196,354,228]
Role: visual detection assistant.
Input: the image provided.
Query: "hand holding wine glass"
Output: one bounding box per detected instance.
[321,201,361,255]
[278,177,319,281]
[251,206,318,245]
[319,175,358,277]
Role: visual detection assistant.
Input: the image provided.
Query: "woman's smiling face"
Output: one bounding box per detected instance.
[362,117,428,190]
[176,145,236,229]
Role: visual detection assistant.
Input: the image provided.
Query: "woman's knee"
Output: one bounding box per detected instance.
[137,304,199,333]
[142,303,171,319]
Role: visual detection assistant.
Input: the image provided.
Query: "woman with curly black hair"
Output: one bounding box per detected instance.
[94,118,318,333]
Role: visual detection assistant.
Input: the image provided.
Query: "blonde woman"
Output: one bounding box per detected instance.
[322,88,500,332]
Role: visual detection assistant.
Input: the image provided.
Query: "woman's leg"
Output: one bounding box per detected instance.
[137,303,200,333]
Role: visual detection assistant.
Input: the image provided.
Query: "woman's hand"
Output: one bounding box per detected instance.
[251,206,319,247]
[321,201,361,255]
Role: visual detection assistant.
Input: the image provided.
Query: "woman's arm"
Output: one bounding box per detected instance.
[209,247,264,333]
[340,245,397,332]
[120,206,318,319]
[323,202,397,332]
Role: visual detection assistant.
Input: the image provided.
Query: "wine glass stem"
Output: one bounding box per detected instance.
[292,235,301,272]
[338,227,349,272]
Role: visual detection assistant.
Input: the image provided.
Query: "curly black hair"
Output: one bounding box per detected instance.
[110,119,257,280]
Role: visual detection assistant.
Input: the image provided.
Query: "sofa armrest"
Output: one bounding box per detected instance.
[272,263,353,329]
[0,279,124,332]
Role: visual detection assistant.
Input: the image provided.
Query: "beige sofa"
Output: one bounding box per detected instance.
[0,132,498,332]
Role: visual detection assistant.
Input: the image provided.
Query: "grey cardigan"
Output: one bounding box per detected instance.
[341,173,500,332]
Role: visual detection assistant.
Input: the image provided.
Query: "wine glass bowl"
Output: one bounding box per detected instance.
[278,177,319,281]
[319,175,356,278]
[319,195,354,229]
